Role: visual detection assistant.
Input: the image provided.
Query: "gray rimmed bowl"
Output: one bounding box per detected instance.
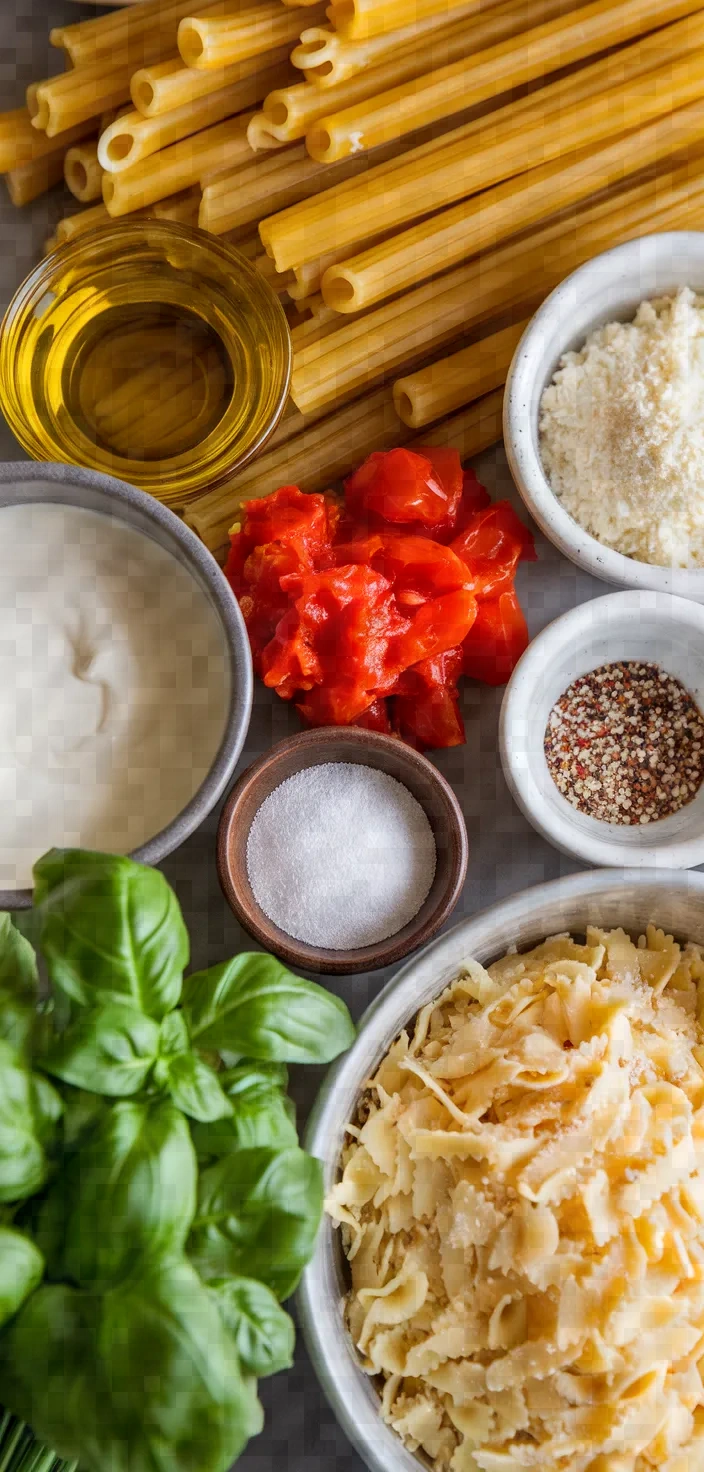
[299,867,704,1472]
[0,462,253,909]
[503,231,704,598]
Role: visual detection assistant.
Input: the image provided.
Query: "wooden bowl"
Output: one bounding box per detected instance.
[216,727,468,976]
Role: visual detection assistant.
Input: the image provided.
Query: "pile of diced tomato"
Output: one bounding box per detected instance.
[225,445,536,749]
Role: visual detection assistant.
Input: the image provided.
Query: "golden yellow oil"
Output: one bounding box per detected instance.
[0,222,292,506]
[70,303,234,463]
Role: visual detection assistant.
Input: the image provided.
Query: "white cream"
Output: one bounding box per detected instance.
[0,499,230,889]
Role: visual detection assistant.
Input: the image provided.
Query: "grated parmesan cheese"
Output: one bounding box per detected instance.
[539,287,704,567]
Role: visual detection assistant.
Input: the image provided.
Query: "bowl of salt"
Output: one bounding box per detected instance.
[216,727,468,975]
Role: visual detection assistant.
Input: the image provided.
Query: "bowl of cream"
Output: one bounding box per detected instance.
[0,462,252,906]
[503,230,704,597]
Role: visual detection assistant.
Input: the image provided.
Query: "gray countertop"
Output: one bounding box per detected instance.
[0,8,604,1463]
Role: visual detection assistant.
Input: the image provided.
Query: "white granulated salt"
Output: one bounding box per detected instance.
[246,762,437,950]
[539,287,704,567]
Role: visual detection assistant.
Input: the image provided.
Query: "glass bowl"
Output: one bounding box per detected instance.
[0,220,292,508]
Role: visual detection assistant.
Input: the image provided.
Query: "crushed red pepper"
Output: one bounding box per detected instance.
[544,660,704,823]
[226,446,536,750]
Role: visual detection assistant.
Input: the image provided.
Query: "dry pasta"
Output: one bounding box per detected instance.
[5,150,66,206]
[177,0,326,69]
[328,925,704,1472]
[305,0,704,161]
[98,64,288,170]
[291,0,487,85]
[102,110,268,213]
[289,154,704,416]
[64,138,104,200]
[129,42,290,113]
[322,89,704,311]
[0,107,93,172]
[393,318,527,428]
[327,0,491,43]
[31,50,180,136]
[261,30,704,272]
[261,7,507,143]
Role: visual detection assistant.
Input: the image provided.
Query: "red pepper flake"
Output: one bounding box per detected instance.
[544,661,704,825]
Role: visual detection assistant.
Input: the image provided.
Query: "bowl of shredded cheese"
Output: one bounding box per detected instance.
[300,867,704,1472]
[504,231,704,597]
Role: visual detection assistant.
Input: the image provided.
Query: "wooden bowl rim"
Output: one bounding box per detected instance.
[216,728,468,975]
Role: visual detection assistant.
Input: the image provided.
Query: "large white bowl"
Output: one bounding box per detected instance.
[503,231,704,599]
[299,870,704,1472]
[499,589,704,868]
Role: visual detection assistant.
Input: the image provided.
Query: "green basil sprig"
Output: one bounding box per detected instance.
[0,849,355,1472]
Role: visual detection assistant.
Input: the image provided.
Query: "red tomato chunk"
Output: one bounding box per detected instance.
[225,448,536,749]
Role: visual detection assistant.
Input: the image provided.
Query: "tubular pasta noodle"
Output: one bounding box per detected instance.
[129,45,290,114]
[261,9,704,273]
[328,925,704,1472]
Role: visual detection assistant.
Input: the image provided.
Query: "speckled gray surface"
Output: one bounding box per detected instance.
[0,8,610,1463]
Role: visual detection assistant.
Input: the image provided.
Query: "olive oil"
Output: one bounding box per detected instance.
[0,221,291,506]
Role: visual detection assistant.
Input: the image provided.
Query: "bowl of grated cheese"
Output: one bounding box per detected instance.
[504,231,704,596]
[300,868,704,1472]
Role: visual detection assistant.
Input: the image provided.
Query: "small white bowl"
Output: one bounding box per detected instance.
[503,231,704,599]
[499,589,704,867]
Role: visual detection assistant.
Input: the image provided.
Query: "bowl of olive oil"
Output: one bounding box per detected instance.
[0,220,292,507]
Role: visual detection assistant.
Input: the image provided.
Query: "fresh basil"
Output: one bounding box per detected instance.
[191,1074,297,1158]
[0,1228,44,1329]
[0,846,355,1472]
[0,914,39,1055]
[208,1276,295,1377]
[59,1098,197,1288]
[0,1282,108,1470]
[33,849,188,1018]
[159,1010,190,1057]
[189,1146,323,1300]
[0,1043,55,1204]
[42,999,160,1097]
[154,1051,232,1124]
[102,1258,264,1472]
[182,955,356,1062]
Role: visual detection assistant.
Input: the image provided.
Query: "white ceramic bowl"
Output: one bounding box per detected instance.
[499,588,704,867]
[503,231,704,599]
[299,869,704,1472]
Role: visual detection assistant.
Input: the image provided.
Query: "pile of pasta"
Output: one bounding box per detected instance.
[5,0,704,555]
[327,926,704,1472]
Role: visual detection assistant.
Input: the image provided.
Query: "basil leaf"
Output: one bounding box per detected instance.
[58,1098,197,1287]
[33,849,188,1019]
[221,1061,289,1095]
[0,1043,51,1204]
[182,955,355,1063]
[0,1228,44,1329]
[159,1010,190,1057]
[102,1258,263,1472]
[191,1086,296,1158]
[155,1052,232,1124]
[42,999,160,1097]
[208,1276,295,1377]
[0,914,38,1055]
[0,1282,109,1469]
[188,1146,323,1300]
[30,1074,64,1145]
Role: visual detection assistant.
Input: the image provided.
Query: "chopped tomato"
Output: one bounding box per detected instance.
[224,457,535,748]
[452,502,536,598]
[238,486,337,567]
[391,589,478,669]
[344,447,461,528]
[462,588,529,685]
[395,684,465,750]
[350,698,393,734]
